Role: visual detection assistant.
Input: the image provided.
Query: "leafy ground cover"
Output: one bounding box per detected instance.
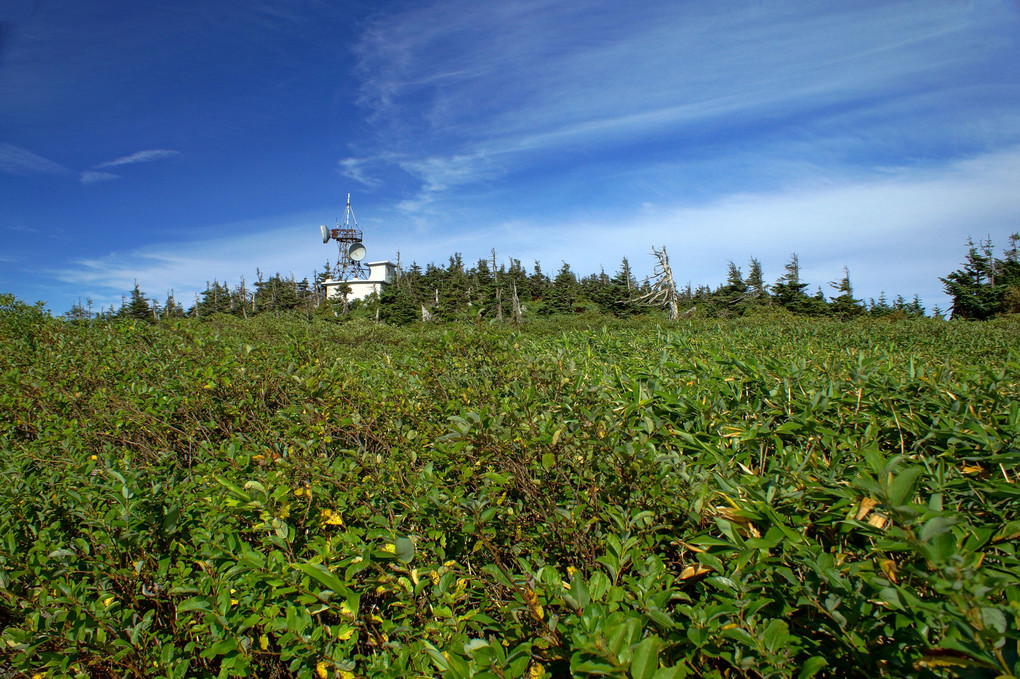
[1,305,1018,678]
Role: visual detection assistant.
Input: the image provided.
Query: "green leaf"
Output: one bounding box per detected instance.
[177,597,212,613]
[920,515,954,542]
[423,642,450,672]
[887,466,923,507]
[293,562,352,597]
[761,619,789,654]
[394,536,415,564]
[630,636,662,679]
[796,657,827,679]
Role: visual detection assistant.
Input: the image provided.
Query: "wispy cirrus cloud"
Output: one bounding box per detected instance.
[348,0,1020,210]
[94,149,180,168]
[79,170,120,185]
[58,210,328,312]
[0,143,71,176]
[338,156,385,189]
[0,145,180,184]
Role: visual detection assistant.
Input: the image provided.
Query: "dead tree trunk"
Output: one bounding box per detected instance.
[635,246,682,320]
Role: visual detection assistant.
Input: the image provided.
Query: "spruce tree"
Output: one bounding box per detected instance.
[744,257,768,303]
[772,254,810,313]
[545,262,578,314]
[120,283,153,323]
[941,237,1003,319]
[828,266,863,318]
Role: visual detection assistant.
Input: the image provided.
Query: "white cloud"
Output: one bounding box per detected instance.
[0,143,71,176]
[79,170,119,185]
[338,156,384,188]
[94,149,180,168]
[52,146,1020,315]
[349,0,1018,209]
[377,146,1020,313]
[60,211,331,310]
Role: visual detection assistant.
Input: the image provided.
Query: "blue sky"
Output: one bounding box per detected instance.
[2,0,1020,315]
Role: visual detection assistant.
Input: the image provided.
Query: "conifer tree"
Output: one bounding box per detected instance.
[772,253,810,313]
[828,266,863,318]
[719,261,748,310]
[745,257,768,302]
[379,283,418,325]
[120,283,153,323]
[941,237,1005,319]
[545,262,579,314]
[528,261,549,301]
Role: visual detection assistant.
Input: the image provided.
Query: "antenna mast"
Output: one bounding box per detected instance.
[320,193,368,280]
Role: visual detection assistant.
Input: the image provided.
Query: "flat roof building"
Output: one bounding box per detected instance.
[322,261,396,302]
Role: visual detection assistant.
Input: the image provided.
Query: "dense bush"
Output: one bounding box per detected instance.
[1,304,1018,678]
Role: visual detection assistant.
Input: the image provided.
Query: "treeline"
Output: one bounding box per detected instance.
[67,269,331,323]
[62,234,1020,324]
[375,252,928,325]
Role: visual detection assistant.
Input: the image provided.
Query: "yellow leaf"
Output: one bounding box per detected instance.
[335,625,355,641]
[680,565,711,580]
[868,513,889,529]
[316,660,329,679]
[879,558,898,584]
[320,509,344,526]
[855,497,879,521]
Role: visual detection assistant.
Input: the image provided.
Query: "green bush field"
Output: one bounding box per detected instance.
[2,303,1018,678]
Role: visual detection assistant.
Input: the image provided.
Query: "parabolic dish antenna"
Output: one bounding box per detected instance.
[347,242,366,261]
[320,224,331,243]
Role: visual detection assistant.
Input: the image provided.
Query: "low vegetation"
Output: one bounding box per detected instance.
[2,297,1018,678]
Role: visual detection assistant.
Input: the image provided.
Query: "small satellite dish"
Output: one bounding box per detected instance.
[320,225,331,243]
[347,242,366,261]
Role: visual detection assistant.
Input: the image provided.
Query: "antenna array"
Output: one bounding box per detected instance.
[320,194,368,280]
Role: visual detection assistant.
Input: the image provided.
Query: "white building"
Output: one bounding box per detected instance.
[322,261,397,302]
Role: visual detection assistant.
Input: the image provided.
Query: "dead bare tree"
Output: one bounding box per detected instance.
[511,282,523,324]
[635,246,684,320]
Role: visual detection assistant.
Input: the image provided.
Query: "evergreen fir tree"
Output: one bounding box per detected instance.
[718,261,748,311]
[941,237,1003,319]
[828,266,863,318]
[379,283,418,325]
[744,257,768,303]
[772,253,810,313]
[120,283,153,323]
[545,262,579,314]
[528,261,549,301]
